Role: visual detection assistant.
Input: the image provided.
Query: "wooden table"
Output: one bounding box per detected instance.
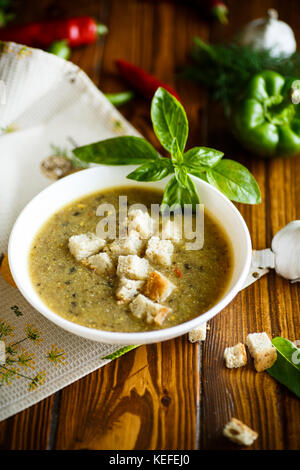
[1,0,300,450]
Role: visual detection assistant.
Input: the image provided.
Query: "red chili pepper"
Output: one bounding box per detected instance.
[193,0,228,24]
[0,17,108,48]
[174,267,183,278]
[115,59,181,102]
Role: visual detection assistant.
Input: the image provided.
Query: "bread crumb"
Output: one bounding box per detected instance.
[85,252,114,275]
[224,343,247,368]
[188,323,207,342]
[115,278,144,304]
[68,233,105,261]
[129,294,171,325]
[145,236,174,267]
[117,255,150,280]
[223,418,258,446]
[143,271,176,302]
[246,332,277,372]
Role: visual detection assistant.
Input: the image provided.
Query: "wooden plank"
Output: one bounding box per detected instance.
[0,396,55,450]
[54,338,199,450]
[199,0,300,450]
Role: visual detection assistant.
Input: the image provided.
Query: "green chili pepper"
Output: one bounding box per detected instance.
[231,70,300,158]
[48,40,71,60]
[105,91,134,107]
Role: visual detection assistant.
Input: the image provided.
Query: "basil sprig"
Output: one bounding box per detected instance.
[267,337,300,399]
[73,87,261,209]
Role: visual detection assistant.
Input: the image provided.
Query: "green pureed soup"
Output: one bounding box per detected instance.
[29,186,233,332]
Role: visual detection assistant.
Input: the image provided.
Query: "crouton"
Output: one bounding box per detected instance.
[0,340,5,365]
[224,343,247,368]
[85,252,114,275]
[145,236,174,267]
[161,218,182,242]
[129,294,171,325]
[127,208,154,239]
[223,418,258,446]
[143,271,176,302]
[116,278,145,304]
[68,233,105,261]
[117,255,150,280]
[188,323,207,342]
[246,332,277,372]
[109,231,144,257]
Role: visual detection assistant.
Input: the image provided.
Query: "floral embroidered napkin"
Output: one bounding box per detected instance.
[0,42,141,422]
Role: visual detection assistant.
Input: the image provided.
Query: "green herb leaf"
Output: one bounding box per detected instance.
[101,345,139,360]
[206,159,261,204]
[161,175,200,212]
[105,91,135,107]
[184,147,224,169]
[171,137,184,165]
[73,136,159,165]
[126,158,173,181]
[174,166,188,188]
[151,87,189,153]
[267,337,300,398]
[171,137,187,187]
[188,168,209,183]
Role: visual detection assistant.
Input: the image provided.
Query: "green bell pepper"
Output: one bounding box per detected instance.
[232,70,300,158]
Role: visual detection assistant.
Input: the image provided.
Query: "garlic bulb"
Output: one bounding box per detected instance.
[271,221,300,281]
[238,9,297,58]
[253,220,300,282]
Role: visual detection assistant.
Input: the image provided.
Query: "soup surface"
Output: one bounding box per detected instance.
[29,186,233,332]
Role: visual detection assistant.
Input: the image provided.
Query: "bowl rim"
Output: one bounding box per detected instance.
[8,167,252,345]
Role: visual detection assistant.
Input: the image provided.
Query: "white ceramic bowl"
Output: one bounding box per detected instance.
[8,166,252,344]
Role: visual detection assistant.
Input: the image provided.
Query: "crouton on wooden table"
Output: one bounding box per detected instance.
[85,252,114,275]
[129,294,171,325]
[115,278,145,304]
[188,323,207,342]
[117,255,150,280]
[246,332,277,372]
[68,233,106,261]
[143,271,176,302]
[223,418,258,446]
[224,343,247,368]
[145,236,174,267]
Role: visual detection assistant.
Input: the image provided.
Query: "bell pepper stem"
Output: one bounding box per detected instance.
[96,23,108,36]
[211,5,228,24]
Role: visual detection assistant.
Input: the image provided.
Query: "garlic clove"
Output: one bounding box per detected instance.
[238,9,297,58]
[271,220,300,281]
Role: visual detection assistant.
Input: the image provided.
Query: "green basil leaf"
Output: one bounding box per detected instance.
[161,175,200,212]
[126,158,173,182]
[151,87,188,153]
[206,159,261,204]
[73,136,159,165]
[171,137,184,165]
[174,165,188,188]
[184,147,224,169]
[188,168,209,183]
[267,337,300,398]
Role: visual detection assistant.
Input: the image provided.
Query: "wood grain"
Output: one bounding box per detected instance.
[199,0,300,450]
[54,338,199,450]
[0,0,299,450]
